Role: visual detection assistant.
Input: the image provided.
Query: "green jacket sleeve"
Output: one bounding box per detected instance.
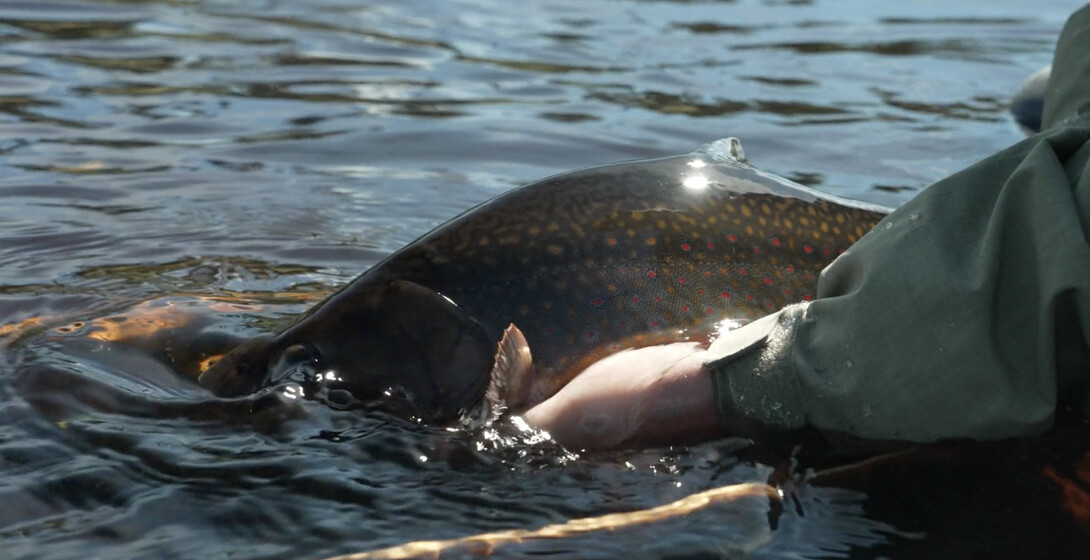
[705,4,1090,442]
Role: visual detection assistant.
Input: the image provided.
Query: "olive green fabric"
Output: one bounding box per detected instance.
[706,4,1090,442]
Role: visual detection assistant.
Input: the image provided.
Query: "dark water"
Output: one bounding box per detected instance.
[0,1,1086,558]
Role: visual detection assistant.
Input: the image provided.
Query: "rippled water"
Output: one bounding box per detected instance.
[0,1,1084,558]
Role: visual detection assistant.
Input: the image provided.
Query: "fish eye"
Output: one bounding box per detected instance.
[269,342,322,385]
[282,343,317,365]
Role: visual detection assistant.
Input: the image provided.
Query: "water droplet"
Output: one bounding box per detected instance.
[909,211,920,221]
[846,359,853,368]
[884,221,894,231]
[862,404,873,417]
[696,137,748,164]
[770,401,782,411]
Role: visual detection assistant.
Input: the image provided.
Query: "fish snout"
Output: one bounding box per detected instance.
[198,334,277,397]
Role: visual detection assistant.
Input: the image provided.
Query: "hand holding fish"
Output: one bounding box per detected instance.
[522,343,722,451]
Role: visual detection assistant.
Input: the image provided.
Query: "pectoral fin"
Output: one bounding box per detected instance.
[482,324,536,417]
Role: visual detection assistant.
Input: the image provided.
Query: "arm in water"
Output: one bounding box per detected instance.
[525,4,1090,450]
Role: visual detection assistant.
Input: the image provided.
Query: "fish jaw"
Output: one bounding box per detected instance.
[198,334,278,397]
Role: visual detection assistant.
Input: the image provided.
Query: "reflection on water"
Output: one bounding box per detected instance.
[0,0,1082,558]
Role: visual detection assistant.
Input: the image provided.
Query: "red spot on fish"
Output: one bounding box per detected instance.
[721,292,731,299]
[739,268,747,275]
[728,234,738,242]
[608,238,617,246]
[681,305,689,312]
[648,270,656,278]
[746,294,754,301]
[680,243,691,251]
[787,264,795,273]
[763,277,773,286]
[803,294,812,301]
[546,327,555,334]
[632,296,640,303]
[656,296,663,302]
[824,248,830,255]
[839,248,846,254]
[753,247,761,255]
[620,321,627,328]
[678,277,686,284]
[592,298,603,307]
[804,244,814,254]
[806,274,814,280]
[489,311,498,318]
[620,268,628,274]
[697,289,704,295]
[707,242,715,249]
[785,289,792,296]
[705,271,712,278]
[588,332,596,339]
[652,321,661,327]
[705,307,713,314]
[771,237,781,247]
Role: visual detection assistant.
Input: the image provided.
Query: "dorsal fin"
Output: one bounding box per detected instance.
[483,324,535,417]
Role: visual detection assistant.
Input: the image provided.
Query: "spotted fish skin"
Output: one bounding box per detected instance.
[362,155,885,364]
[200,153,889,419]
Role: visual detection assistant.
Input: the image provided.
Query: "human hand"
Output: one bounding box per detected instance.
[521,342,722,451]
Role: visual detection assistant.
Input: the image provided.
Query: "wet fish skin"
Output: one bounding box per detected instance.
[199,153,889,421]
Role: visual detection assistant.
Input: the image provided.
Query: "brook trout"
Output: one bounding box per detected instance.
[199,143,889,421]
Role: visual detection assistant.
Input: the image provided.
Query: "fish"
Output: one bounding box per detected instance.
[198,141,889,422]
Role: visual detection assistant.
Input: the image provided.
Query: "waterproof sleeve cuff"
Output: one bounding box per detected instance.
[704,303,810,432]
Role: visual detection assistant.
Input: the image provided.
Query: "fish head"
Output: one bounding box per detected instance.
[198,280,497,422]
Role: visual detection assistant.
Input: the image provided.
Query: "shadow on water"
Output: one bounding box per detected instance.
[0,0,1085,558]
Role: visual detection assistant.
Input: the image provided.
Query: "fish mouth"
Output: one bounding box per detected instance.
[197,334,277,397]
[197,355,252,396]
